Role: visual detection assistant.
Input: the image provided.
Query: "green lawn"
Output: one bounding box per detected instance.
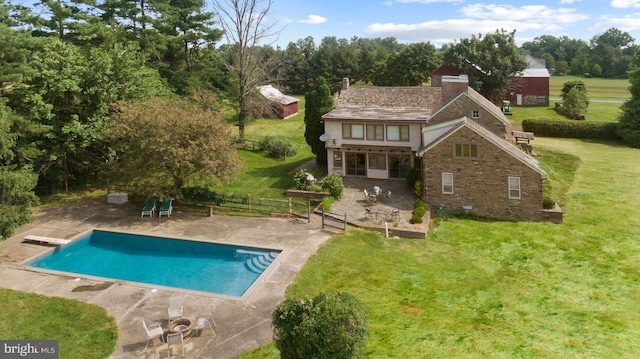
[0,289,118,359]
[550,75,630,100]
[240,137,640,358]
[199,96,315,199]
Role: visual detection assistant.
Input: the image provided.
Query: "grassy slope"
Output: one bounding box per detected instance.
[549,75,630,100]
[0,289,118,359]
[241,137,640,359]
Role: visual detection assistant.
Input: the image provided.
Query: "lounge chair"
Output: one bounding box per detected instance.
[141,199,156,218]
[142,319,164,349]
[159,198,173,218]
[168,296,183,321]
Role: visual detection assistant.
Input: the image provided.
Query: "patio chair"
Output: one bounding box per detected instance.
[159,198,173,218]
[168,296,183,321]
[165,332,184,358]
[364,189,376,204]
[142,319,164,349]
[141,198,156,218]
[196,307,218,336]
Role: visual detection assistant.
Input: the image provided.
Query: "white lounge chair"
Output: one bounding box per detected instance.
[141,198,156,218]
[168,296,183,321]
[159,198,173,218]
[142,319,164,349]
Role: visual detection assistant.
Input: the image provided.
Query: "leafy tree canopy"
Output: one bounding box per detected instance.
[618,49,640,148]
[105,92,241,198]
[304,77,334,166]
[442,29,528,101]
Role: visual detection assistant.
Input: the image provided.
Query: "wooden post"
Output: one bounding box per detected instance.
[307,202,311,223]
[288,197,292,214]
[321,206,325,229]
[344,213,347,233]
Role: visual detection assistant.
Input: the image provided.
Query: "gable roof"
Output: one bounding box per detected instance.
[418,116,548,178]
[322,86,442,121]
[429,87,511,128]
[257,85,299,105]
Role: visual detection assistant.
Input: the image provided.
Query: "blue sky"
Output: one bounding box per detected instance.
[254,0,640,48]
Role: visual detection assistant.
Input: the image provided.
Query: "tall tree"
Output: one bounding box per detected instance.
[371,42,440,86]
[618,49,640,148]
[589,28,636,78]
[442,29,528,101]
[0,103,39,240]
[105,93,241,197]
[304,77,333,166]
[213,0,280,140]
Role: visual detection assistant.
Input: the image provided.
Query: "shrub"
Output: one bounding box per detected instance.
[413,180,422,198]
[293,170,318,191]
[182,186,223,205]
[522,119,620,141]
[410,200,427,223]
[258,136,297,159]
[320,173,344,200]
[405,166,421,190]
[542,178,556,209]
[273,292,368,359]
[410,213,423,224]
[321,196,333,211]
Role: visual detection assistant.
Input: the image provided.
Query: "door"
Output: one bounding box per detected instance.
[389,154,411,179]
[516,94,523,106]
[345,153,366,176]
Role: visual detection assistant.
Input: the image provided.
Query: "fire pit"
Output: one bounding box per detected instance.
[169,318,193,338]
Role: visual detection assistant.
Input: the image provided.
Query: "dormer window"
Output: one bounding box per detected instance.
[472,110,480,119]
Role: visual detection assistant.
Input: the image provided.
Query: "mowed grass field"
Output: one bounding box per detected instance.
[509,75,629,125]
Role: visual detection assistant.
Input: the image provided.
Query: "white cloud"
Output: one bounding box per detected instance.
[364,19,556,46]
[560,0,581,4]
[298,15,327,25]
[460,4,588,23]
[395,0,462,3]
[363,3,591,46]
[590,13,640,33]
[611,0,640,7]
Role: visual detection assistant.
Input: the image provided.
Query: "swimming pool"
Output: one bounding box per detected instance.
[27,230,280,296]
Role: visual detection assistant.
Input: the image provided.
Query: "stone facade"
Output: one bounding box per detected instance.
[429,90,509,138]
[422,126,545,221]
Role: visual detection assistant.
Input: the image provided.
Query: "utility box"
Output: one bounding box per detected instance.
[107,193,128,204]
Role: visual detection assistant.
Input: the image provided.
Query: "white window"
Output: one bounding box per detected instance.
[368,153,386,170]
[508,177,521,199]
[366,124,384,140]
[342,124,364,139]
[386,125,410,141]
[442,172,454,194]
[472,110,480,118]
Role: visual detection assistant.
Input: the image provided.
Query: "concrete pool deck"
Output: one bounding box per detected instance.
[0,201,334,358]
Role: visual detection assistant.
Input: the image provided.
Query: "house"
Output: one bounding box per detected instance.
[256,85,299,119]
[321,75,558,222]
[504,55,550,106]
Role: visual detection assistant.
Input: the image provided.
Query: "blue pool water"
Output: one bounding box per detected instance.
[28,230,280,296]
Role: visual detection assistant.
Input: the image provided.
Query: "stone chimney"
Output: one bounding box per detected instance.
[441,75,468,102]
[342,77,350,90]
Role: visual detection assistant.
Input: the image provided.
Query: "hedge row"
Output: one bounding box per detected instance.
[521,119,620,141]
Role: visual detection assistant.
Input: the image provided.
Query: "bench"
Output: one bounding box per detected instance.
[24,235,71,246]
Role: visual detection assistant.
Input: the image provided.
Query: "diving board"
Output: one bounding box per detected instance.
[24,235,71,246]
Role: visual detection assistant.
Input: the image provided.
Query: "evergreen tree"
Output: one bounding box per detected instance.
[304,77,333,166]
[618,49,640,148]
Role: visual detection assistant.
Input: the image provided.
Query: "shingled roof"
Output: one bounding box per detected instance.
[322,86,442,121]
[257,85,299,105]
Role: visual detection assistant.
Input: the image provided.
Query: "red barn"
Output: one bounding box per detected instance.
[257,85,299,119]
[504,55,550,106]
